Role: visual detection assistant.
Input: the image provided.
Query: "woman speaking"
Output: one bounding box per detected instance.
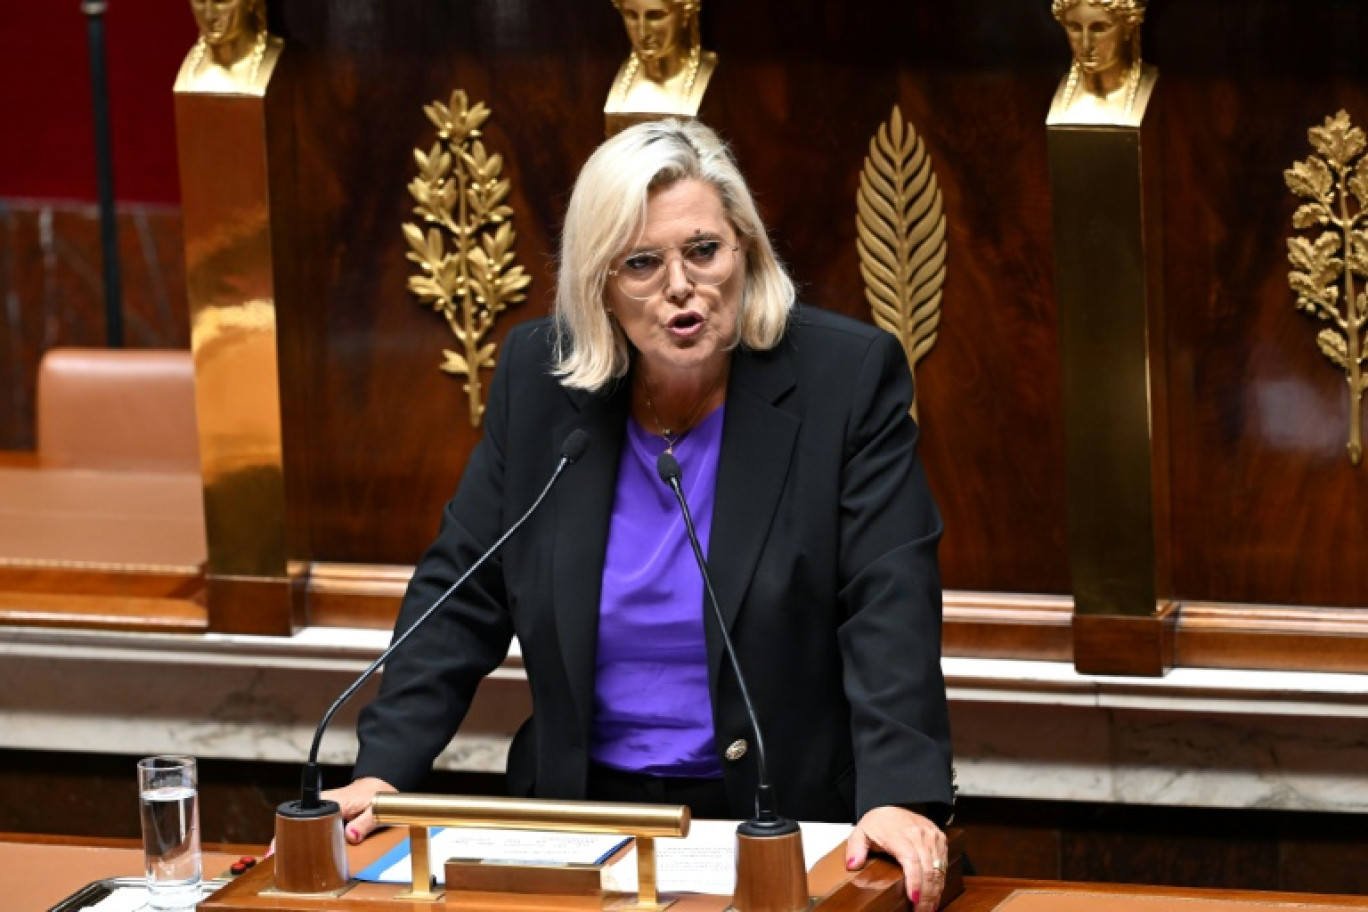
[332,118,954,908]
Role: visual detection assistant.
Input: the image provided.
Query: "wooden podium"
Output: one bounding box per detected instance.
[200,826,968,912]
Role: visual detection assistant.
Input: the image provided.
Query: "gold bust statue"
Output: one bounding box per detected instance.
[604,0,718,133]
[1047,0,1157,126]
[175,0,283,96]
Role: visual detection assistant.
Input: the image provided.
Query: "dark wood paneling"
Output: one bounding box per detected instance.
[0,749,503,846]
[271,0,1073,597]
[943,593,1073,662]
[957,798,1368,895]
[1063,829,1281,892]
[1281,825,1368,896]
[11,0,1368,645]
[1153,2,1368,608]
[1073,602,1178,677]
[1176,603,1368,673]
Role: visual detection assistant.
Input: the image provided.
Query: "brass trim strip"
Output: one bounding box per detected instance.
[372,794,688,838]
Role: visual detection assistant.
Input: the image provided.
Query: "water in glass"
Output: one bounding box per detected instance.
[138,757,202,909]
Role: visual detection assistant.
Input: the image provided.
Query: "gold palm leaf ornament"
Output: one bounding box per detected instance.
[857,105,948,421]
[1285,109,1368,465]
[403,90,530,428]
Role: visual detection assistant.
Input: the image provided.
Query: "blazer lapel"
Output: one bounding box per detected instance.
[707,345,799,686]
[552,382,629,746]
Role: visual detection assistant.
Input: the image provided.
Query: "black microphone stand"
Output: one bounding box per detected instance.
[657,452,808,912]
[80,0,123,348]
[271,431,590,895]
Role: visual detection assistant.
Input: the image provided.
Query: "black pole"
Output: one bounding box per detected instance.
[81,0,124,348]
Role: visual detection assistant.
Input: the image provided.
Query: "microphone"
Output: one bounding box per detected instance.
[296,427,590,810]
[657,451,807,911]
[655,451,796,836]
[271,429,590,894]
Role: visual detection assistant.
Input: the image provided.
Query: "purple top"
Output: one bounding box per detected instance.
[590,407,726,778]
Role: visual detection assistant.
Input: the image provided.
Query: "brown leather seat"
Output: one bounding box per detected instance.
[36,347,201,473]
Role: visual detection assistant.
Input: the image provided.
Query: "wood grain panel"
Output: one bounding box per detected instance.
[1155,2,1368,608]
[271,0,1073,598]
[13,0,1368,648]
[943,593,1073,661]
[1061,829,1281,893]
[1176,602,1368,673]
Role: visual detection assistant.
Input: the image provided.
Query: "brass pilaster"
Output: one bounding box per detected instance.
[175,21,302,634]
[1048,94,1173,675]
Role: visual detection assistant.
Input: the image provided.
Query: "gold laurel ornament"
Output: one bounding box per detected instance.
[403,90,530,428]
[1285,109,1368,464]
[856,105,948,422]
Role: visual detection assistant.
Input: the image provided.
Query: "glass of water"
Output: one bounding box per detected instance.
[137,755,202,910]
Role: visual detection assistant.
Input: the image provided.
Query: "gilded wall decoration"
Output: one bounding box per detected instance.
[1286,110,1368,465]
[856,105,947,421]
[403,90,530,428]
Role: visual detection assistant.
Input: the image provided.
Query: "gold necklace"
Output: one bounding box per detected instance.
[1061,58,1143,119]
[641,368,726,454]
[189,30,268,87]
[615,43,702,105]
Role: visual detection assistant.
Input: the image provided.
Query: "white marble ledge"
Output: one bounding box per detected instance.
[6,625,1368,814]
[0,624,518,677]
[945,657,1368,717]
[3,625,1368,716]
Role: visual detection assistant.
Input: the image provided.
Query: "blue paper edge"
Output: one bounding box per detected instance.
[354,826,445,883]
[592,836,631,865]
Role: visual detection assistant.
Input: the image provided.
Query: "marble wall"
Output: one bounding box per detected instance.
[6,629,1368,816]
[948,660,1368,815]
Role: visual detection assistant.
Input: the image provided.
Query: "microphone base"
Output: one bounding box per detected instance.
[732,818,808,912]
[272,799,350,895]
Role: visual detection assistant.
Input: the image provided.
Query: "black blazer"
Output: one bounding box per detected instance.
[355,306,954,823]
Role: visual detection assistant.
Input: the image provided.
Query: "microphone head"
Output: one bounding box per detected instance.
[656,450,682,484]
[560,429,590,464]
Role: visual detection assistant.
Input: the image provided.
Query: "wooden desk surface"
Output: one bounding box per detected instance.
[10,833,1368,912]
[2,829,908,911]
[0,833,257,911]
[201,827,912,912]
[0,466,205,567]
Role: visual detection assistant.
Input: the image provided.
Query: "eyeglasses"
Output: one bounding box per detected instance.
[607,239,740,301]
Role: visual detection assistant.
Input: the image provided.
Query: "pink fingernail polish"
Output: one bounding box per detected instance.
[912,890,921,905]
[346,827,358,842]
[846,857,857,870]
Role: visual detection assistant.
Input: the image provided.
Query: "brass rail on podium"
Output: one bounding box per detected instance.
[201,792,962,911]
[371,794,689,910]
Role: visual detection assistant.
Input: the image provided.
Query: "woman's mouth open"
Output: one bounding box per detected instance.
[667,312,704,338]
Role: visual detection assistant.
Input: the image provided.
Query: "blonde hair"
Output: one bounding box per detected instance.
[553,119,795,391]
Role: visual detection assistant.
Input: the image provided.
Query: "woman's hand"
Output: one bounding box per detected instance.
[322,776,397,844]
[845,805,947,911]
